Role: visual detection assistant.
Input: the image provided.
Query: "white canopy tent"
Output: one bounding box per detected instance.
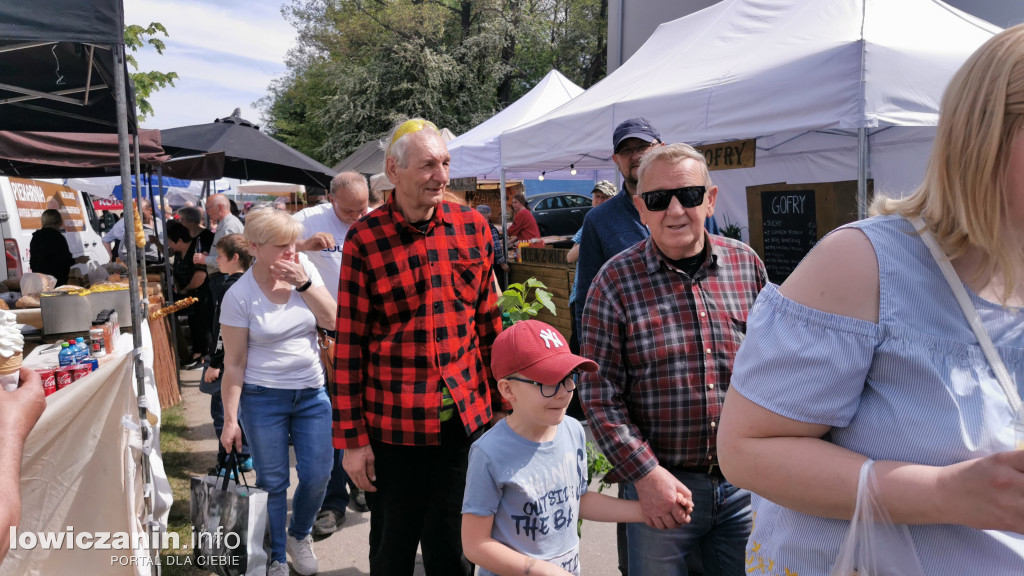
[498,0,1000,232]
[449,69,592,180]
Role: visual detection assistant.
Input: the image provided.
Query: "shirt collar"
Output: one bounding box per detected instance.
[642,233,719,279]
[384,195,452,234]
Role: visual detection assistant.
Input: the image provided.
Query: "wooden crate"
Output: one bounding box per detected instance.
[508,260,574,340]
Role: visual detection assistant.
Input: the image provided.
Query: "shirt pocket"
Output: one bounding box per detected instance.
[452,258,486,306]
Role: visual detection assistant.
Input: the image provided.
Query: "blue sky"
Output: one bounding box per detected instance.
[124,0,295,130]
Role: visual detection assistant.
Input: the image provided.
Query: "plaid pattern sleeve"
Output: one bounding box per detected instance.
[333,199,504,449]
[579,235,767,483]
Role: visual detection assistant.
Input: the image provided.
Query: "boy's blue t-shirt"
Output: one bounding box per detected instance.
[463,417,589,576]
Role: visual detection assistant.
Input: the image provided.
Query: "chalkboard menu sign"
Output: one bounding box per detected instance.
[746,180,867,285]
[760,189,817,283]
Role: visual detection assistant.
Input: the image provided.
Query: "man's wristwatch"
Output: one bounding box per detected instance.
[296,278,313,292]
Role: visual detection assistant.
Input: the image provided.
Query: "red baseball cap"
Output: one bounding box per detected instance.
[491,320,598,383]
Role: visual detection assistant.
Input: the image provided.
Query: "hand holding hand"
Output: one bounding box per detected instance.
[634,466,693,529]
[343,444,377,492]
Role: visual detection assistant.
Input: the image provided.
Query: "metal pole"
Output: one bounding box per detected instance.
[857,127,867,219]
[112,43,158,574]
[134,139,148,298]
[156,169,180,385]
[500,169,510,284]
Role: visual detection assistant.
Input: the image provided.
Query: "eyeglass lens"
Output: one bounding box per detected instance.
[642,186,706,211]
[616,141,656,156]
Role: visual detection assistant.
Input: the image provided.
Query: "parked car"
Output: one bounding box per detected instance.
[526,192,593,237]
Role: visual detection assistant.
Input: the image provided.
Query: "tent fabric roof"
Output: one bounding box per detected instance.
[333,128,457,175]
[0,0,122,43]
[448,70,583,179]
[0,130,167,178]
[499,0,999,172]
[0,0,135,133]
[161,110,338,189]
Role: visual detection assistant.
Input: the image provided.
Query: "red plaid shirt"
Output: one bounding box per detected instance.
[580,235,767,483]
[333,198,506,448]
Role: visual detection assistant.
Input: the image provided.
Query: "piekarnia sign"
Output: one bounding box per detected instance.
[695,138,756,171]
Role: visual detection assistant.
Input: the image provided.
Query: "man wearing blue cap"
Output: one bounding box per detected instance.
[574,118,661,338]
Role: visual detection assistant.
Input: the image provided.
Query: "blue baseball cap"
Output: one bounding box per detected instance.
[613,118,661,152]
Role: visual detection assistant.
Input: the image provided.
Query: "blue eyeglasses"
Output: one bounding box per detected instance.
[507,373,579,398]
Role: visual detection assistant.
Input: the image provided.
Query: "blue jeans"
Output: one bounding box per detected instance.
[624,471,751,576]
[240,384,333,564]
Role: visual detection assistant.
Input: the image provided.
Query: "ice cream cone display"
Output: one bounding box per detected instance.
[0,309,24,391]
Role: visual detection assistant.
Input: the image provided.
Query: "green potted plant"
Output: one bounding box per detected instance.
[495,277,556,328]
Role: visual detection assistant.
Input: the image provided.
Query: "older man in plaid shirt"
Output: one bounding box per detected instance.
[334,118,506,576]
[580,143,767,576]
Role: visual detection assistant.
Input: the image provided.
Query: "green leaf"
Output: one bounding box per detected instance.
[534,288,555,315]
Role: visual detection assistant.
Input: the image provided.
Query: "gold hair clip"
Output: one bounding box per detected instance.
[387,119,438,157]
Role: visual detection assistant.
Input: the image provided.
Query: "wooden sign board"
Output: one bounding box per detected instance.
[746,179,871,284]
[448,177,478,192]
[695,138,756,171]
[9,177,87,232]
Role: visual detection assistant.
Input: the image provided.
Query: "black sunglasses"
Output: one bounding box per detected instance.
[507,373,579,398]
[641,186,707,211]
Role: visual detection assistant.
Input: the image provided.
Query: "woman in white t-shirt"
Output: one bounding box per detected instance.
[219,208,337,576]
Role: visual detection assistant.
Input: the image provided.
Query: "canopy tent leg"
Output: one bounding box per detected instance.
[156,169,180,385]
[857,127,868,219]
[500,170,509,286]
[113,43,159,575]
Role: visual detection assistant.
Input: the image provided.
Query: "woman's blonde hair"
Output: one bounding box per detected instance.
[874,24,1024,297]
[243,207,302,246]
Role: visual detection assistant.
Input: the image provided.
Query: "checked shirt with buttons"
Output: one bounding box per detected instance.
[333,197,507,449]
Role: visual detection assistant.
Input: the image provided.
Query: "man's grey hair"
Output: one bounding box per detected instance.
[637,143,713,188]
[384,118,442,168]
[330,170,368,196]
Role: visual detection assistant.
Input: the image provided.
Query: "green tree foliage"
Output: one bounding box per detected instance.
[124,23,179,121]
[260,0,608,165]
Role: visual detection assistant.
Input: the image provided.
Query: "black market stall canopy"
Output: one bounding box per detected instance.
[0,0,136,133]
[161,109,337,188]
[0,130,169,178]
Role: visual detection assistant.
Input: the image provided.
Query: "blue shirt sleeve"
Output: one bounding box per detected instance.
[731,285,881,427]
[574,214,605,329]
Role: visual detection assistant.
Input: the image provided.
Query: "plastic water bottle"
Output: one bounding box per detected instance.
[58,341,76,367]
[75,337,88,362]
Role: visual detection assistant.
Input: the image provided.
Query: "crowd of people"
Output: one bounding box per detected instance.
[4,22,1024,576]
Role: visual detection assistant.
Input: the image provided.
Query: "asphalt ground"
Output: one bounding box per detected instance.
[178,367,622,576]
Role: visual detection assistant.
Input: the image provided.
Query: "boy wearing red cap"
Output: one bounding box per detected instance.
[462,320,691,576]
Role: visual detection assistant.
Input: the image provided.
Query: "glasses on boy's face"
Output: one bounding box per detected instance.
[640,186,707,211]
[507,373,579,398]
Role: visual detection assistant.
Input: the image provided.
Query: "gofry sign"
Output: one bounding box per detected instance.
[9,177,86,232]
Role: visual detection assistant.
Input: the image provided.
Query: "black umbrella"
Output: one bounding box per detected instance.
[160,109,336,188]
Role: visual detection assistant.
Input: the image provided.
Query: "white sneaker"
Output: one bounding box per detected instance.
[268,560,289,576]
[286,534,318,575]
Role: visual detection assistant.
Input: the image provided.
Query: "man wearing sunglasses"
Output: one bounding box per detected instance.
[580,143,767,576]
